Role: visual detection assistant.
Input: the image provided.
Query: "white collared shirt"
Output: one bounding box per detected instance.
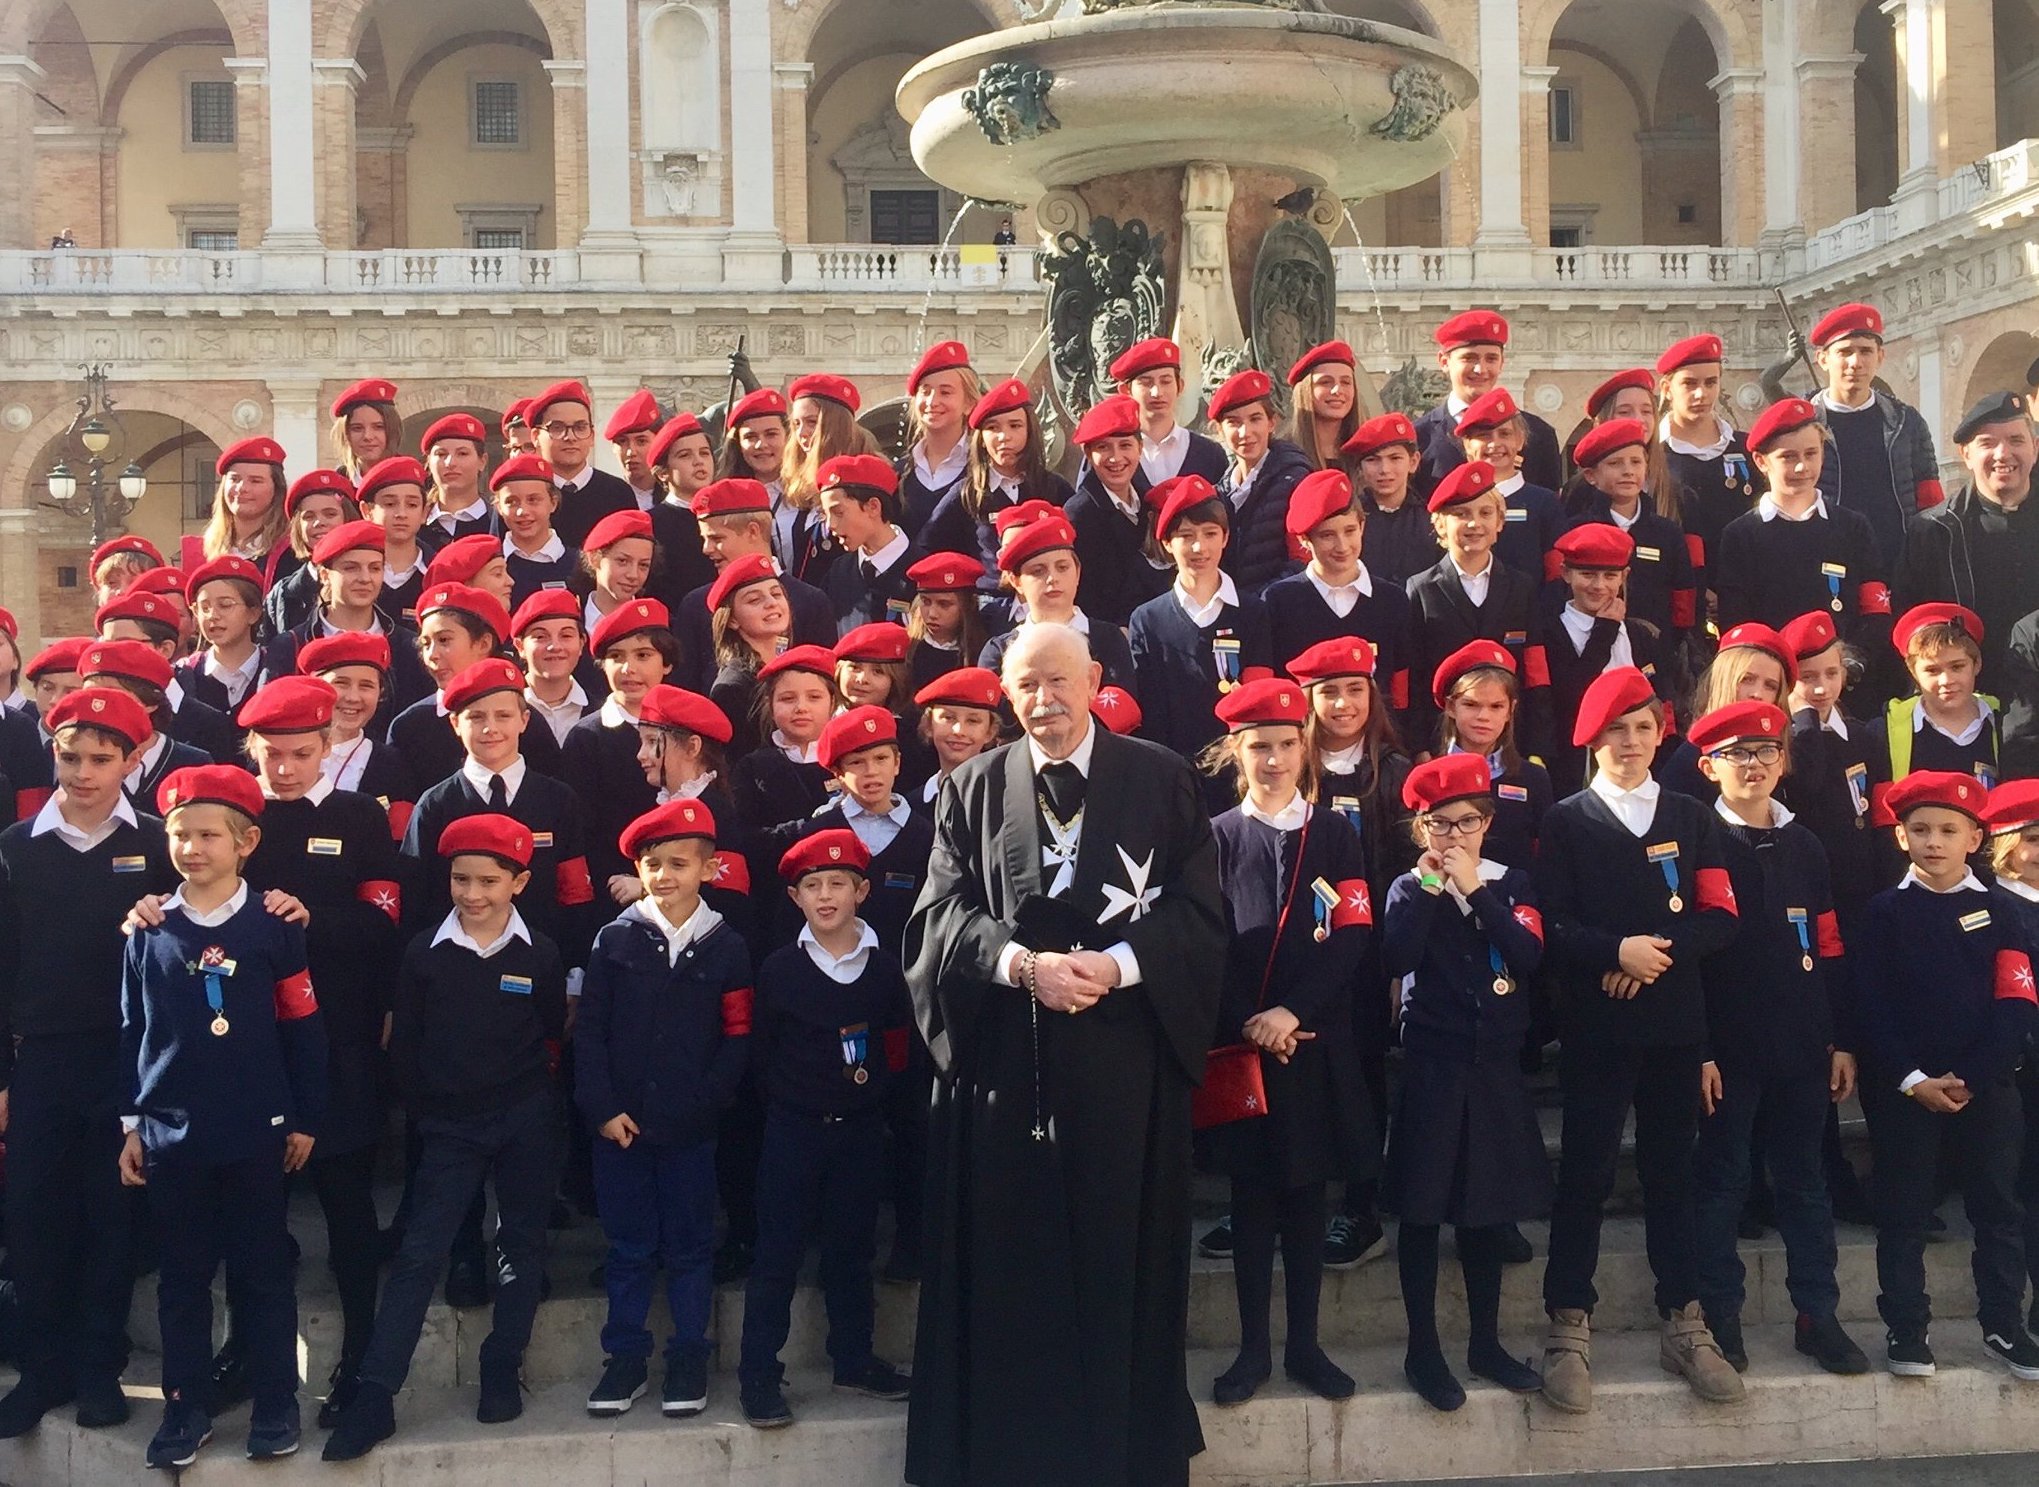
[1820,710,1851,742]
[555,464,595,494]
[1140,424,1190,485]
[1609,503,1641,531]
[655,771,715,806]
[632,484,657,512]
[1241,792,1310,831]
[1589,771,1661,836]
[598,694,640,730]
[319,610,386,639]
[1227,455,1266,510]
[1559,601,1633,669]
[260,774,334,806]
[1757,491,1828,522]
[461,753,528,805]
[125,732,171,793]
[1026,715,1099,778]
[30,792,138,853]
[383,552,425,587]
[163,879,249,929]
[432,907,533,958]
[323,733,376,792]
[843,794,913,856]
[1915,696,1992,748]
[799,919,879,985]
[1997,874,2039,904]
[433,496,490,535]
[1446,393,1471,419]
[203,649,263,707]
[1307,563,1373,618]
[526,680,589,745]
[1452,558,1493,607]
[1495,471,1526,498]
[625,895,723,966]
[3,688,30,714]
[1442,857,1511,916]
[1816,389,1879,415]
[1898,867,1988,894]
[1173,572,1238,628]
[1318,740,1366,776]
[912,440,968,490]
[772,729,820,765]
[163,677,186,713]
[1660,414,1734,460]
[1103,484,1142,524]
[1713,795,1795,829]
[858,527,911,576]
[505,530,567,564]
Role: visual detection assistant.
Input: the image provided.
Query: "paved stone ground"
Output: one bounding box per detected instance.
[1375,1456,2039,1485]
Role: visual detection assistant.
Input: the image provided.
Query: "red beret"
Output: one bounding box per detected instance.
[788,373,860,414]
[1552,522,1635,570]
[968,377,1032,429]
[45,685,151,750]
[1072,395,1142,447]
[1573,418,1651,468]
[646,414,706,468]
[1091,686,1143,735]
[706,552,779,612]
[91,535,163,572]
[1781,610,1840,660]
[425,534,504,592]
[184,555,265,603]
[1207,369,1274,423]
[1432,639,1515,707]
[1984,779,2039,837]
[906,552,986,592]
[1586,368,1656,419]
[438,812,533,868]
[440,656,526,713]
[1454,387,1520,436]
[216,436,286,475]
[691,478,773,520]
[1434,310,1509,349]
[418,583,511,646]
[356,456,430,505]
[1572,665,1660,748]
[908,340,972,394]
[1687,701,1787,755]
[331,378,398,417]
[779,827,871,882]
[998,514,1079,575]
[285,468,356,516]
[94,590,178,635]
[298,630,391,676]
[421,412,487,450]
[1288,340,1356,385]
[1147,474,1222,538]
[1426,459,1498,513]
[27,636,89,681]
[531,380,593,418]
[500,399,534,435]
[728,387,788,426]
[991,499,1062,539]
[0,606,13,641]
[157,764,263,821]
[488,453,555,492]
[1108,337,1181,383]
[509,588,582,639]
[915,666,1002,711]
[638,683,732,744]
[819,704,898,771]
[621,798,718,859]
[1886,769,1985,824]
[1717,621,1799,685]
[584,510,655,554]
[1341,412,1419,460]
[1892,601,1984,656]
[835,622,910,666]
[311,519,385,567]
[759,644,838,684]
[1286,469,1358,537]
[588,598,671,657]
[1747,397,1820,454]
[1214,676,1306,732]
[1656,334,1724,375]
[126,569,187,601]
[603,388,662,442]
[240,675,337,735]
[1287,636,1378,684]
[1402,753,1492,813]
[1810,303,1883,348]
[818,454,899,499]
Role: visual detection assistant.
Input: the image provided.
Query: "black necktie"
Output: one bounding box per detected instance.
[860,557,878,582]
[487,774,508,811]
[1039,761,1085,824]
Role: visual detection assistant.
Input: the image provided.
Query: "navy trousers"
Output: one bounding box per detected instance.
[1694,1063,1840,1321]
[591,1135,717,1364]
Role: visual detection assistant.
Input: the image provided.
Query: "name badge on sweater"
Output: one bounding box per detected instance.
[1330,795,1363,824]
[886,599,912,621]
[113,855,147,873]
[884,872,915,892]
[1635,545,1661,562]
[1977,763,2000,790]
[499,974,533,995]
[530,831,554,848]
[1497,783,1528,802]
[1961,910,1992,933]
[1820,563,1847,578]
[1504,630,1527,647]
[308,838,343,856]
[543,580,567,591]
[1845,763,1869,820]
[1505,507,1527,523]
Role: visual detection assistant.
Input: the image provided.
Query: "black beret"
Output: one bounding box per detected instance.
[2026,355,2039,390]
[1953,391,2031,445]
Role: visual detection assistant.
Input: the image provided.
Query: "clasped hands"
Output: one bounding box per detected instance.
[1029,950,1121,1014]
[1601,934,1675,1000]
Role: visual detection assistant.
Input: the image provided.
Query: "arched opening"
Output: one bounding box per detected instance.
[402,404,512,467]
[1966,330,2039,411]
[1999,0,2039,147]
[25,3,106,249]
[1855,0,1900,210]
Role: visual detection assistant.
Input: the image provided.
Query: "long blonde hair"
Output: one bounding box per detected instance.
[782,399,878,512]
[909,367,985,451]
[201,463,290,562]
[327,402,404,480]
[1286,375,1361,472]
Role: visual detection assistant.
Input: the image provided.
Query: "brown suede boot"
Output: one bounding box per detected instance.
[1661,1301,1746,1403]
[1540,1309,1592,1414]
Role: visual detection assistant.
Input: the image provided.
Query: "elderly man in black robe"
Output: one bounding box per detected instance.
[904,621,1225,1487]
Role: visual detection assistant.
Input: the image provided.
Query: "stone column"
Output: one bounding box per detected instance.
[268,377,323,485]
[723,0,781,283]
[312,58,362,252]
[1760,0,1803,254]
[543,60,587,251]
[1517,64,1558,253]
[0,57,46,249]
[1883,0,1938,225]
[224,57,271,255]
[1473,0,1534,276]
[263,0,321,256]
[354,125,412,248]
[1169,162,1246,411]
[1795,54,1864,237]
[773,63,813,244]
[1710,68,1765,249]
[580,0,640,282]
[1936,0,1997,172]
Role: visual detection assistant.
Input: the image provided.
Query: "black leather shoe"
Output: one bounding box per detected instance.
[0,1374,74,1439]
[1212,1351,1271,1406]
[320,1384,395,1462]
[834,1357,911,1401]
[317,1365,361,1431]
[1796,1313,1870,1376]
[1285,1345,1356,1401]
[1404,1349,1466,1412]
[1708,1312,1749,1372]
[1467,1342,1542,1392]
[476,1357,523,1424]
[1494,1223,1535,1265]
[73,1375,130,1429]
[740,1379,793,1428]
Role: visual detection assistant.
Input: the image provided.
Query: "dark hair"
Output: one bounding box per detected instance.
[197,576,264,612]
[1156,495,1230,543]
[50,720,139,756]
[643,723,727,784]
[1435,664,1523,774]
[114,616,181,649]
[962,403,1055,521]
[827,481,901,527]
[418,608,496,648]
[595,626,682,673]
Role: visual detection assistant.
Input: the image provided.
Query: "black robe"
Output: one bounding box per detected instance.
[904,727,1224,1487]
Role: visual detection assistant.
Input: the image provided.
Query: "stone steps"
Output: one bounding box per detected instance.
[12,1324,2039,1487]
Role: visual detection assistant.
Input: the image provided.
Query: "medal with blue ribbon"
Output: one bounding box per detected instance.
[1310,877,1339,943]
[1821,561,1847,613]
[1786,907,1813,972]
[198,945,235,1036]
[840,1021,870,1085]
[1489,943,1512,996]
[1845,762,1869,824]
[1213,632,1242,693]
[1646,842,1682,913]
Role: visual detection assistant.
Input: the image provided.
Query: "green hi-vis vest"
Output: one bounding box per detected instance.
[1882,693,1999,783]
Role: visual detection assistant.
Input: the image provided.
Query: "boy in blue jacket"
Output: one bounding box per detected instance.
[577,797,753,1419]
[121,766,326,1469]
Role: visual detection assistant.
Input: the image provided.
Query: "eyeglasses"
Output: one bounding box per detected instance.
[1710,743,1784,767]
[541,421,593,440]
[1419,813,1487,837]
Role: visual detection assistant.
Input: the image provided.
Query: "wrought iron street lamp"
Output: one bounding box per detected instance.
[43,364,147,545]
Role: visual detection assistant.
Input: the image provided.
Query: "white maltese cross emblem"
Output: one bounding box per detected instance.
[1097,846,1158,924]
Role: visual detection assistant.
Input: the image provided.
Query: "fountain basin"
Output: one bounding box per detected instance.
[896,4,1476,206]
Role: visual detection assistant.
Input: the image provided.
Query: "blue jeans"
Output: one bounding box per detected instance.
[592,1135,717,1363]
[1693,1063,1840,1321]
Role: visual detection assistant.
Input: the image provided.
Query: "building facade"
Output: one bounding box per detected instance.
[0,0,2033,640]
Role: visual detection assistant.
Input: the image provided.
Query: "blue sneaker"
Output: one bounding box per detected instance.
[246,1396,301,1460]
[146,1398,212,1470]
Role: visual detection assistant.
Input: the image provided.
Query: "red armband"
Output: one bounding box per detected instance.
[1915,479,1946,511]
[356,879,401,925]
[15,786,51,822]
[1995,948,2037,1004]
[1684,533,1706,570]
[1669,588,1696,630]
[1694,866,1737,916]
[883,1026,911,1074]
[555,854,595,907]
[273,969,318,1021]
[1389,668,1409,712]
[1816,909,1845,959]
[1511,903,1544,942]
[1330,878,1372,929]
[1521,644,1551,690]
[385,799,414,844]
[720,986,754,1037]
[1857,581,1891,616]
[707,852,751,895]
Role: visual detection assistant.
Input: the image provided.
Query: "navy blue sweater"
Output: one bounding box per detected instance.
[1261,569,1414,717]
[752,936,912,1117]
[1382,865,1544,1062]
[1127,587,1274,764]
[390,922,567,1118]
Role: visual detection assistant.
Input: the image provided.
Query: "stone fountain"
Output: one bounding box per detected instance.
[896,0,1475,422]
